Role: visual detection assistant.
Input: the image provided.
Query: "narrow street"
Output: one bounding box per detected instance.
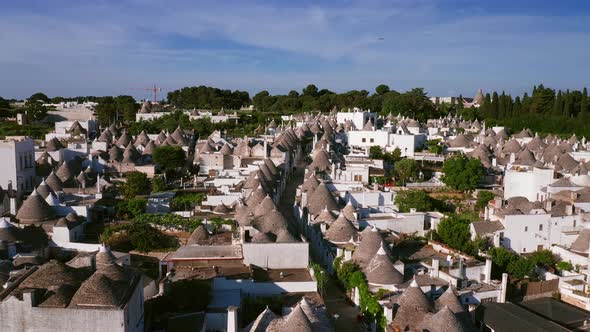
[279,159,367,332]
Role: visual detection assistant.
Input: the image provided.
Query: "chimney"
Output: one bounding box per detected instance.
[509,153,516,164]
[570,191,578,201]
[498,273,508,303]
[545,200,553,211]
[492,158,497,167]
[484,258,492,283]
[494,197,502,209]
[227,306,238,332]
[431,259,440,278]
[263,139,268,159]
[566,204,573,216]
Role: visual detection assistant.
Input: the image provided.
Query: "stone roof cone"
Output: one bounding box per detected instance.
[16,188,56,223]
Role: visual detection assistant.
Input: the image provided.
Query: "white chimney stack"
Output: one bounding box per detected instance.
[498,273,508,303]
[431,259,440,278]
[484,258,492,284]
[227,306,238,332]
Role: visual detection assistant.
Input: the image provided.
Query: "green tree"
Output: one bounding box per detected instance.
[489,247,518,278]
[123,171,151,198]
[436,215,472,252]
[152,176,167,192]
[476,191,495,210]
[115,95,138,123]
[95,96,117,125]
[252,90,276,112]
[152,146,186,176]
[0,97,11,111]
[29,92,49,103]
[384,148,402,163]
[116,198,147,219]
[24,101,48,121]
[394,190,432,212]
[580,88,588,119]
[369,146,384,159]
[529,250,557,268]
[302,84,319,97]
[442,154,483,191]
[394,159,418,185]
[507,257,534,279]
[375,84,390,95]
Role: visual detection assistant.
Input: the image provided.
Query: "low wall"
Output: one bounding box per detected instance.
[212,277,317,296]
[242,242,309,269]
[551,245,588,267]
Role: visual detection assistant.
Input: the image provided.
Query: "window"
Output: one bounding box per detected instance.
[524,226,528,232]
[539,224,543,231]
[362,138,366,143]
[369,138,374,143]
[354,175,363,182]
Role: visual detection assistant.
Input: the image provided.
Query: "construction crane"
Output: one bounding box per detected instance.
[131,84,163,103]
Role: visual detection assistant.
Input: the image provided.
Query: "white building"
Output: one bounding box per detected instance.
[336,109,377,131]
[347,128,426,157]
[503,165,554,201]
[0,136,35,192]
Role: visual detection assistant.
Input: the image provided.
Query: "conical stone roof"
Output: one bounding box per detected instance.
[45,171,64,192]
[352,226,382,267]
[324,214,357,243]
[364,245,403,285]
[435,285,464,313]
[56,162,74,183]
[16,189,56,223]
[187,225,210,245]
[307,183,338,216]
[422,306,468,332]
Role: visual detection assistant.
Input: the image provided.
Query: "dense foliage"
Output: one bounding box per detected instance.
[394,159,419,185]
[101,222,178,252]
[152,146,186,176]
[115,198,147,219]
[487,247,557,279]
[171,192,207,211]
[94,95,138,126]
[368,146,401,163]
[476,191,495,210]
[134,213,202,231]
[167,85,250,110]
[151,176,168,192]
[333,257,386,327]
[395,190,433,212]
[442,154,483,191]
[459,84,590,137]
[434,214,487,256]
[123,171,151,198]
[23,101,48,121]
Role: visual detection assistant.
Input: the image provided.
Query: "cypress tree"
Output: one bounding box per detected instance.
[564,90,572,118]
[513,96,522,115]
[553,90,563,115]
[491,92,499,118]
[498,92,507,119]
[457,95,464,111]
[481,93,492,118]
[580,87,588,119]
[522,92,531,112]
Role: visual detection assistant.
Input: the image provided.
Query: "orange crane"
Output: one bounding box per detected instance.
[131,84,163,103]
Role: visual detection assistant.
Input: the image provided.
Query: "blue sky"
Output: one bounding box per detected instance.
[1,0,589,100]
